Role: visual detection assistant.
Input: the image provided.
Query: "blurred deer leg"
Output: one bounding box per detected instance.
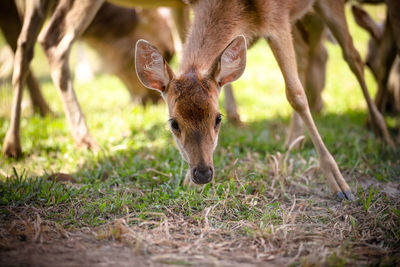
[286,112,305,147]
[304,13,327,114]
[386,0,400,53]
[26,71,52,116]
[375,17,397,114]
[2,0,50,157]
[285,21,309,147]
[223,84,241,125]
[306,45,327,114]
[39,0,103,150]
[0,0,52,118]
[315,0,394,147]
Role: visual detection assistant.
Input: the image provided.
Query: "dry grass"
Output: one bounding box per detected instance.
[1,150,398,266]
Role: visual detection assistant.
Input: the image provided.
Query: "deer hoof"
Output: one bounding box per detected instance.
[336,190,354,201]
[76,136,101,153]
[2,139,22,158]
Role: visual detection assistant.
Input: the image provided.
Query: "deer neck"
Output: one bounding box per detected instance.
[180,0,254,75]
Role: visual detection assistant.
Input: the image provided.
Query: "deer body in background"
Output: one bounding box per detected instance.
[352,4,400,115]
[134,0,378,199]
[286,11,329,147]
[81,3,175,104]
[1,0,179,157]
[352,1,400,142]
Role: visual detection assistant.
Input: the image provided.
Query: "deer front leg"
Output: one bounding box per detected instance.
[267,23,353,200]
[223,84,242,125]
[38,0,104,151]
[0,0,52,118]
[315,0,394,147]
[26,71,53,116]
[285,22,309,147]
[285,112,305,147]
[2,0,50,157]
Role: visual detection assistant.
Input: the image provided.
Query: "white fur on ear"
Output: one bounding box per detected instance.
[216,35,247,87]
[135,39,174,93]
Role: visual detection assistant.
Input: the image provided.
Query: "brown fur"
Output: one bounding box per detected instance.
[82,4,174,102]
[171,73,218,126]
[166,72,220,174]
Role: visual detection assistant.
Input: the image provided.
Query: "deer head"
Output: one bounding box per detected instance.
[135,35,246,184]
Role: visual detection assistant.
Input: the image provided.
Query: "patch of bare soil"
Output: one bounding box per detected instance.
[0,215,147,267]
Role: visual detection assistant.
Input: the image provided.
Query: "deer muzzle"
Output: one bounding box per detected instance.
[191,164,214,184]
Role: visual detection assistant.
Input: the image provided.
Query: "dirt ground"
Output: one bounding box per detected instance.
[1,174,399,267]
[0,227,285,267]
[0,211,289,267]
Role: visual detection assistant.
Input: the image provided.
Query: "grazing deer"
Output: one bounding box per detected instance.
[1,0,180,157]
[2,0,243,157]
[134,0,392,200]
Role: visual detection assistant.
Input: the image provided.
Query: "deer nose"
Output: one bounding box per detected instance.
[192,166,213,184]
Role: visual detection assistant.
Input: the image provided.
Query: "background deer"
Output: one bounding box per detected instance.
[352,1,400,141]
[134,0,381,200]
[1,0,181,157]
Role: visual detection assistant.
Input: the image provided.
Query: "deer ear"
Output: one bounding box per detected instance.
[135,39,175,93]
[208,35,247,88]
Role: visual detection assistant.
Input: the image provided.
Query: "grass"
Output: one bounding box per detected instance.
[0,5,399,267]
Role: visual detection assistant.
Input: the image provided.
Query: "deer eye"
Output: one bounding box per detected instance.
[169,119,180,131]
[215,114,222,127]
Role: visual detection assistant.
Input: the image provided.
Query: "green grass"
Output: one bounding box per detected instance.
[0,5,399,266]
[357,185,380,213]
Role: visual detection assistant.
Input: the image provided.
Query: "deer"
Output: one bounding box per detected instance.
[4,0,394,161]
[133,0,395,200]
[354,0,400,112]
[352,4,400,114]
[1,0,245,157]
[80,3,175,104]
[1,0,390,199]
[1,0,182,157]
